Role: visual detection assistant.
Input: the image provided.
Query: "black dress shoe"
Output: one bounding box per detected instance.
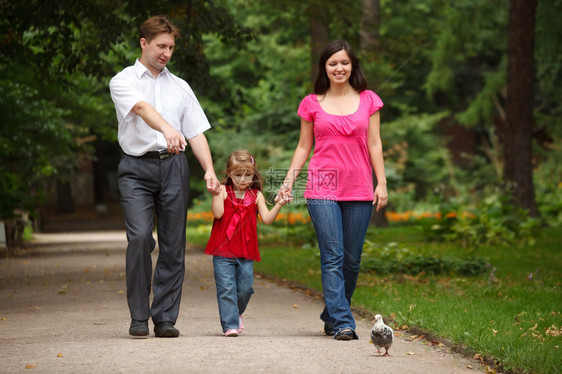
[129,320,149,336]
[334,328,358,341]
[324,322,335,336]
[154,322,180,338]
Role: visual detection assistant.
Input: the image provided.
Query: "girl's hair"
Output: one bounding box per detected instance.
[139,15,181,43]
[314,39,368,95]
[224,150,264,191]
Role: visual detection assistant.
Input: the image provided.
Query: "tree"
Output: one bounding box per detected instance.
[360,0,380,54]
[503,0,539,217]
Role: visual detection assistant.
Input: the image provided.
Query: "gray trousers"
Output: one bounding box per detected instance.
[117,153,190,324]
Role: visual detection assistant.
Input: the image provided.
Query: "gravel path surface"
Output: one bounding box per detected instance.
[0,231,483,373]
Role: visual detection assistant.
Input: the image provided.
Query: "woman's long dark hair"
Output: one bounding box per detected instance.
[314,40,368,95]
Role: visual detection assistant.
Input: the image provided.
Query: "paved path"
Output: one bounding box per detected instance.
[0,231,482,373]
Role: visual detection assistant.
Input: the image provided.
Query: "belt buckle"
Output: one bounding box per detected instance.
[159,150,170,160]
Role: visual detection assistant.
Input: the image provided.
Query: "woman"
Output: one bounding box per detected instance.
[279,40,388,340]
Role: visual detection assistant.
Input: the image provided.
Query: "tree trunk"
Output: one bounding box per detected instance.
[360,0,380,54]
[309,8,330,83]
[504,0,539,217]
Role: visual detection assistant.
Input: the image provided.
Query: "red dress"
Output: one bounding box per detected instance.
[204,186,261,261]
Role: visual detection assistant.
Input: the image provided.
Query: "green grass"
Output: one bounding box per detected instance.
[250,225,562,374]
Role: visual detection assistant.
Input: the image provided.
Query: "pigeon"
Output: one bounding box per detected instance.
[370,314,394,356]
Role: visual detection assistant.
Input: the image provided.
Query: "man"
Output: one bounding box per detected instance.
[109,15,220,338]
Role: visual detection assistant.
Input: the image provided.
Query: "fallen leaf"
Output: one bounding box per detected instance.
[57,353,63,358]
[58,284,70,294]
[0,317,6,321]
[293,304,298,309]
[545,325,561,337]
[406,351,415,355]
[467,365,473,369]
[25,364,36,369]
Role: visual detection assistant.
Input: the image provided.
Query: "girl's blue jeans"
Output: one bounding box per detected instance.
[307,199,372,334]
[212,256,254,332]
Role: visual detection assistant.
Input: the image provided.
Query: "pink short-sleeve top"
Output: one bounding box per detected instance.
[297,89,383,201]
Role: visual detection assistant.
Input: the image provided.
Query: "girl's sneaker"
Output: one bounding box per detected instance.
[238,315,245,333]
[225,329,239,337]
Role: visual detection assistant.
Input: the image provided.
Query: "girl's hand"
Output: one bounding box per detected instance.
[275,193,291,206]
[373,184,388,211]
[276,182,294,204]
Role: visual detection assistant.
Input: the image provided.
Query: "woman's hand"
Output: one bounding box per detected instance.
[373,184,388,211]
[276,181,294,205]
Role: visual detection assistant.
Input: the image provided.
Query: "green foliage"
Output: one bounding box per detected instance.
[418,191,542,248]
[534,136,562,227]
[0,66,72,218]
[380,112,452,211]
[360,240,488,276]
[200,0,310,147]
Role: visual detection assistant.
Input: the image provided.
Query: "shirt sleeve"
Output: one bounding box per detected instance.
[297,95,313,122]
[109,73,145,122]
[179,81,211,140]
[367,90,384,115]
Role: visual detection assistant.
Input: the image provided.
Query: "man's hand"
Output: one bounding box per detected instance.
[163,128,187,154]
[204,170,221,195]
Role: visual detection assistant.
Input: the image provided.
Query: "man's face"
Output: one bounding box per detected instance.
[140,33,175,76]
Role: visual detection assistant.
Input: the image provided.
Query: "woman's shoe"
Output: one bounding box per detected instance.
[334,328,358,341]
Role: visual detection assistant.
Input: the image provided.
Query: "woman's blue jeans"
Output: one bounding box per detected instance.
[212,256,255,332]
[307,199,372,333]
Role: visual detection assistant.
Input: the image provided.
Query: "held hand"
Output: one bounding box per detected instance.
[275,193,291,206]
[276,183,294,205]
[374,184,388,212]
[204,170,221,195]
[163,128,187,154]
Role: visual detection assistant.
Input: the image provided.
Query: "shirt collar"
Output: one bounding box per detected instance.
[134,59,169,79]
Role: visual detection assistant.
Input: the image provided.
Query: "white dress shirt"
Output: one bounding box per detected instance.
[109,59,211,156]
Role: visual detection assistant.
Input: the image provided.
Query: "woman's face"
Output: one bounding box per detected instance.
[325,49,352,86]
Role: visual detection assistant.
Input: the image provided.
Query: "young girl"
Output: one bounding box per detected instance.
[205,150,288,337]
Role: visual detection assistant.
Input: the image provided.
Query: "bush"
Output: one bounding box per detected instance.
[360,240,488,276]
[418,191,541,247]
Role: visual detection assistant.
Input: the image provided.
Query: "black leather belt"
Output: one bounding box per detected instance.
[138,150,175,160]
